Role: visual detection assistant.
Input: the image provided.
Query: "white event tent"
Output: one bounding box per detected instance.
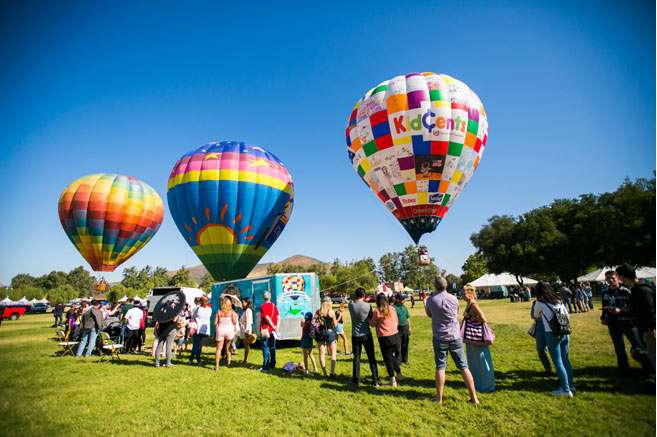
[16,296,30,305]
[0,297,14,305]
[469,273,538,288]
[577,266,656,283]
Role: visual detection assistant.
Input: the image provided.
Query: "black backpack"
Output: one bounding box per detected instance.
[544,303,571,338]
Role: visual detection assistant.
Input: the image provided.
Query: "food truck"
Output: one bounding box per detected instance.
[210,273,320,340]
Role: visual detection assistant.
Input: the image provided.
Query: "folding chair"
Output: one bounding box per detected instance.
[99,331,123,362]
[58,331,79,356]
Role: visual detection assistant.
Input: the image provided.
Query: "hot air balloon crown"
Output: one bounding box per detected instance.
[58,173,164,272]
[167,141,294,281]
[345,72,488,243]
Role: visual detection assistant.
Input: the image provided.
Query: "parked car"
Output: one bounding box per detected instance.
[329,294,348,305]
[0,305,28,320]
[29,303,49,314]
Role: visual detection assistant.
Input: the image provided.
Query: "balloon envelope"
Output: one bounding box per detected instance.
[346,72,488,243]
[58,174,164,272]
[167,141,294,281]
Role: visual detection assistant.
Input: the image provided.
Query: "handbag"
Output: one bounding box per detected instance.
[260,327,271,339]
[461,319,495,346]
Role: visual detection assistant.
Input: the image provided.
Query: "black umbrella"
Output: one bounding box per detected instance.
[153,291,186,323]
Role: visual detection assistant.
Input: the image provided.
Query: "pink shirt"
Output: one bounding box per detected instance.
[370,307,399,338]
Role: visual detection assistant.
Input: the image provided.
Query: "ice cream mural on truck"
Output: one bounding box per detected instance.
[210,273,320,340]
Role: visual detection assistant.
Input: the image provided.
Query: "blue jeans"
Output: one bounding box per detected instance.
[261,335,276,369]
[545,332,574,392]
[189,334,207,363]
[76,329,98,357]
[563,298,573,313]
[535,322,552,372]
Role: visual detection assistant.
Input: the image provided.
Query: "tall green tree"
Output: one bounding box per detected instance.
[461,252,487,285]
[67,266,96,297]
[199,273,215,293]
[471,176,656,282]
[35,271,69,290]
[169,266,196,287]
[379,252,403,283]
[10,273,36,290]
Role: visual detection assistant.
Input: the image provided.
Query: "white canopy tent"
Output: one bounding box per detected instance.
[469,273,538,288]
[16,296,30,305]
[577,266,656,283]
[0,297,14,305]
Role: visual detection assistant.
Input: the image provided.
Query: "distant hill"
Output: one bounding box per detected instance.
[167,255,328,284]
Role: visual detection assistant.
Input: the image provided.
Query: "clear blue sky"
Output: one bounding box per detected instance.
[0,0,654,285]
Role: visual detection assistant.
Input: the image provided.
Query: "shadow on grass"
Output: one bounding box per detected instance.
[494,367,655,395]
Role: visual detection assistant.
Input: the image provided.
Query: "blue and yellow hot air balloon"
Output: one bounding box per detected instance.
[167,141,294,281]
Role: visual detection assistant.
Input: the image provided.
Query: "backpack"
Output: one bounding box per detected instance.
[311,314,329,342]
[544,303,571,338]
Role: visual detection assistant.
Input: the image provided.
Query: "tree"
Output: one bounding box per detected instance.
[399,245,439,290]
[379,252,403,283]
[169,266,196,287]
[151,267,170,288]
[67,266,95,297]
[199,274,215,293]
[36,271,69,290]
[445,273,461,291]
[471,176,656,282]
[460,252,487,285]
[10,273,36,290]
[46,284,78,305]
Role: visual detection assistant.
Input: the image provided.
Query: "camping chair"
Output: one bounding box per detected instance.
[58,330,79,356]
[54,330,66,342]
[99,331,123,362]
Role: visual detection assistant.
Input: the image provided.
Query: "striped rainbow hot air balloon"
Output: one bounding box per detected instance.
[167,141,294,281]
[58,174,164,272]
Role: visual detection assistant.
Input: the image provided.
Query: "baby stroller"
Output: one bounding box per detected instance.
[102,317,122,343]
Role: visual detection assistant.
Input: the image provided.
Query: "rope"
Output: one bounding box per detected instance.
[320,270,380,293]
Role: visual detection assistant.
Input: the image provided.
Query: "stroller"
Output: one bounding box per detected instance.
[102,317,122,343]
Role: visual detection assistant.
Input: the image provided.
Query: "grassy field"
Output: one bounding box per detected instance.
[0,299,654,436]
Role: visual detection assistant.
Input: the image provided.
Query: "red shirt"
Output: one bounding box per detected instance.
[260,302,279,333]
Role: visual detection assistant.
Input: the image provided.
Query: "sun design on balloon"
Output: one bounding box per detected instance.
[181,204,256,246]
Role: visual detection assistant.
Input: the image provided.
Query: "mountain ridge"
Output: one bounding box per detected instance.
[167,254,328,284]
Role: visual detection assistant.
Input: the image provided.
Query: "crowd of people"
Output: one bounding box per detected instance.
[527,264,656,397]
[54,263,655,404]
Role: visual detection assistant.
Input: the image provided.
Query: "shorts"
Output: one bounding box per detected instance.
[433,337,468,370]
[318,329,337,345]
[175,337,185,346]
[300,335,313,349]
[335,323,345,335]
[216,326,235,341]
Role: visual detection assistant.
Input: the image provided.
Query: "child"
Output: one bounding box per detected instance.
[300,312,317,374]
[173,319,187,355]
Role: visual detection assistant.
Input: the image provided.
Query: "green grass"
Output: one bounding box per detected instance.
[0,300,654,436]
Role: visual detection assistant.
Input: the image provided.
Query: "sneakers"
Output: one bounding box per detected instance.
[551,388,573,398]
[391,377,398,387]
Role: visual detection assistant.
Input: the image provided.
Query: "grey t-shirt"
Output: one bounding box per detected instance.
[349,300,373,337]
